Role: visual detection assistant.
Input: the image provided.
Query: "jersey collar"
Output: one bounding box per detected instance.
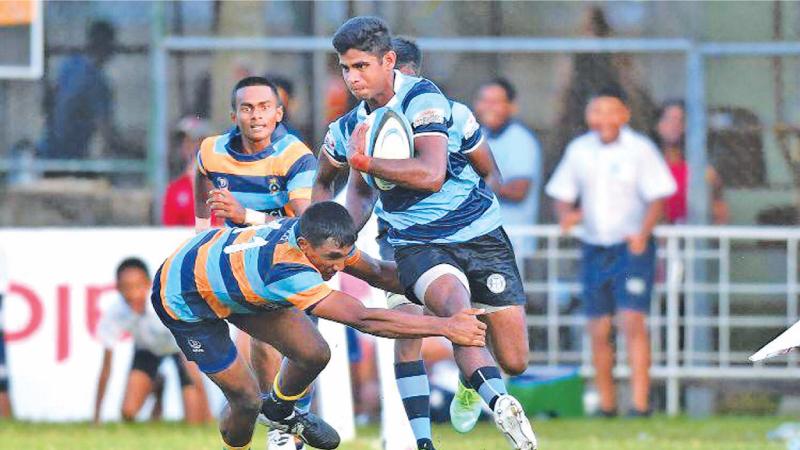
[224,123,289,162]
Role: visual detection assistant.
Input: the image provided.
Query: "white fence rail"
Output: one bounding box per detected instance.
[505,225,800,416]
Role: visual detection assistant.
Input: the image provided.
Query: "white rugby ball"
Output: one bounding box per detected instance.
[362,107,414,191]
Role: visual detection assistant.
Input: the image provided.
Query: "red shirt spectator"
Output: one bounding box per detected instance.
[162,173,195,226]
[665,160,688,224]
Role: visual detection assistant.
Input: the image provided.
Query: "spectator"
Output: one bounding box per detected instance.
[553,6,658,170]
[474,77,542,255]
[38,20,123,160]
[546,87,676,417]
[0,247,11,419]
[93,257,210,424]
[162,116,214,227]
[654,100,729,224]
[265,74,303,139]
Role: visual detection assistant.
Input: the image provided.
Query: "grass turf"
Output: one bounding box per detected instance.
[0,416,790,450]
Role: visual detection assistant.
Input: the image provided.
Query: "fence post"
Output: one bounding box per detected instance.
[666,234,682,416]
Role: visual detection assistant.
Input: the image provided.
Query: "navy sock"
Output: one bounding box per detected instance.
[394,360,432,449]
[468,366,507,410]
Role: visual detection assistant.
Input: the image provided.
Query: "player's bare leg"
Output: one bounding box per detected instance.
[120,369,154,421]
[423,274,536,449]
[392,303,435,449]
[621,310,650,414]
[0,392,12,419]
[182,358,213,424]
[250,336,297,449]
[230,308,339,449]
[205,354,262,449]
[480,305,529,376]
[589,315,616,415]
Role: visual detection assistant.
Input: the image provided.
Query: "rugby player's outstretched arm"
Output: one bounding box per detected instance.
[343,251,403,294]
[312,291,486,346]
[345,166,378,231]
[348,123,447,192]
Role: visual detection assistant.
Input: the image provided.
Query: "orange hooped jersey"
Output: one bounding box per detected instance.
[153,218,361,322]
[197,124,317,227]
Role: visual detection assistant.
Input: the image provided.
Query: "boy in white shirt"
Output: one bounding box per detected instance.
[546,86,676,417]
[94,257,210,424]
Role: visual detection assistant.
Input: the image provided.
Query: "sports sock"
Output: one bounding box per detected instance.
[295,386,314,414]
[468,366,507,410]
[261,373,307,421]
[394,360,433,449]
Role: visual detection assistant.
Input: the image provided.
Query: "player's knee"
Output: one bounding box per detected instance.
[499,355,528,376]
[229,389,261,419]
[309,343,331,371]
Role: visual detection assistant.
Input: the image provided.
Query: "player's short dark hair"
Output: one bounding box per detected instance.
[298,202,357,249]
[332,16,393,57]
[482,77,517,102]
[589,84,628,105]
[265,74,295,98]
[116,257,149,280]
[392,36,422,74]
[230,76,283,110]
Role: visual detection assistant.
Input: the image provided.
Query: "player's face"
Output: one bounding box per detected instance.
[232,85,284,145]
[474,85,515,132]
[338,49,396,102]
[585,96,630,144]
[657,104,685,148]
[117,268,150,315]
[299,237,354,281]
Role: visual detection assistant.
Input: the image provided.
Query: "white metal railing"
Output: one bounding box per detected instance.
[505,224,800,416]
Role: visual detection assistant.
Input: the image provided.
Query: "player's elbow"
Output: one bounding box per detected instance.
[419,168,446,193]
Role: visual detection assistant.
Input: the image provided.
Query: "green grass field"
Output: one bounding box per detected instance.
[0,416,791,450]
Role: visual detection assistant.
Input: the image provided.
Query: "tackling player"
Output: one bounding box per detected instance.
[312,17,537,450]
[151,201,487,450]
[194,76,317,449]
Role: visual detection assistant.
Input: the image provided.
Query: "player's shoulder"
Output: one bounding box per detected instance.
[399,74,448,106]
[199,131,229,155]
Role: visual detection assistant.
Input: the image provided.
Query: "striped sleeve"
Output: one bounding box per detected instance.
[285,151,318,201]
[321,125,348,168]
[402,80,451,137]
[453,102,483,153]
[267,263,332,310]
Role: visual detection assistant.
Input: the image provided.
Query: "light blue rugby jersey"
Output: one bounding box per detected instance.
[321,71,502,247]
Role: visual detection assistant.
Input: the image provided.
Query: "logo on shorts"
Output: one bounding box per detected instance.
[187,339,204,353]
[487,273,507,294]
[216,176,229,189]
[626,277,646,295]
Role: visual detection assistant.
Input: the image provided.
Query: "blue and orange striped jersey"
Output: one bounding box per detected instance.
[153,218,361,322]
[197,124,317,226]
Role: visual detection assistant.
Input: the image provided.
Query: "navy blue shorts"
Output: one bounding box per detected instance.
[394,227,526,309]
[151,267,238,374]
[580,238,656,317]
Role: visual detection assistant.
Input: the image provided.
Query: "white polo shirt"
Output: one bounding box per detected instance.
[97,297,180,357]
[545,127,676,246]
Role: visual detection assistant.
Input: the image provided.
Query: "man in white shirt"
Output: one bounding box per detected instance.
[94,257,210,424]
[546,87,676,417]
[475,78,542,256]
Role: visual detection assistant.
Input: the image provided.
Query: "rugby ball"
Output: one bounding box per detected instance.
[362,107,414,191]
